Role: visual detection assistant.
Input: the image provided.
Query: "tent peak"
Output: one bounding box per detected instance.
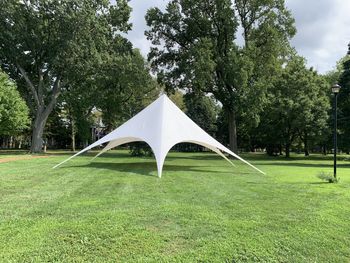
[159,93,170,101]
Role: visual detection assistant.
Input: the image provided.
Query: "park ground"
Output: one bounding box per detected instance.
[0,150,349,262]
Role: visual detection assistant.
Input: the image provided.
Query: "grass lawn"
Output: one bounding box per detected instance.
[0,150,350,262]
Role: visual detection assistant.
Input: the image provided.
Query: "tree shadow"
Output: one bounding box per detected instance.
[50,150,253,163]
[41,150,350,163]
[60,161,255,177]
[44,151,104,157]
[308,182,330,185]
[254,162,350,168]
[166,154,232,161]
[45,150,137,159]
[0,150,29,155]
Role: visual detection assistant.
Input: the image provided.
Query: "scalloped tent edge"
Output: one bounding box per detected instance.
[53,94,265,177]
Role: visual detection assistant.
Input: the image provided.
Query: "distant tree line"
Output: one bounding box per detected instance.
[0,0,349,157]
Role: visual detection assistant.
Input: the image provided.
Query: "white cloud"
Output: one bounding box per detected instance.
[126,0,168,57]
[125,0,350,73]
[286,0,350,72]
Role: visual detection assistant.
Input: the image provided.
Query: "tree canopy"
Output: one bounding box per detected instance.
[338,44,350,151]
[255,55,330,156]
[0,71,29,136]
[146,0,295,152]
[0,0,132,152]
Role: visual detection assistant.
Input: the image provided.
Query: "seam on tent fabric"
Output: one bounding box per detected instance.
[159,95,167,157]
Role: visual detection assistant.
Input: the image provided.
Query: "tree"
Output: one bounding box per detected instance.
[184,92,218,136]
[62,68,101,151]
[145,0,295,152]
[233,0,296,147]
[64,94,94,151]
[170,92,218,152]
[257,55,330,157]
[0,71,29,136]
[169,91,186,111]
[44,106,70,149]
[321,55,350,154]
[0,0,131,152]
[90,48,161,156]
[96,49,160,131]
[298,72,330,156]
[338,43,350,152]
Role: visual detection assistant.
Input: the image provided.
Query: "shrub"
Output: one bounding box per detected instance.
[129,142,154,157]
[317,171,339,183]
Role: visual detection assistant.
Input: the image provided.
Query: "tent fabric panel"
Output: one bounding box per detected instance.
[91,137,143,161]
[53,94,265,176]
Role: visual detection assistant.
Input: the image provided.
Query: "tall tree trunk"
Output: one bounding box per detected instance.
[30,89,59,153]
[17,65,61,154]
[30,108,49,153]
[9,136,13,148]
[91,127,95,143]
[228,109,238,153]
[285,143,290,158]
[304,132,309,156]
[71,118,76,152]
[322,144,327,155]
[4,137,7,148]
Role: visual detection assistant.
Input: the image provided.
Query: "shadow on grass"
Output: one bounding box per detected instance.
[45,150,350,163]
[0,150,29,155]
[44,151,112,157]
[49,150,256,164]
[169,152,350,162]
[309,182,331,185]
[254,162,350,168]
[60,161,254,177]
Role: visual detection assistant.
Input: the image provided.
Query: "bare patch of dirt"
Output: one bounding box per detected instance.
[0,155,50,163]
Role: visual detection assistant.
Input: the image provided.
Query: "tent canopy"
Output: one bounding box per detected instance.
[53,95,265,177]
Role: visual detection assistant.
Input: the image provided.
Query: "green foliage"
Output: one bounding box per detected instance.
[324,57,347,86]
[146,0,243,148]
[0,71,29,135]
[129,142,154,157]
[96,49,160,131]
[234,0,296,125]
[170,92,219,152]
[146,0,239,97]
[146,0,296,151]
[169,91,186,111]
[317,171,339,184]
[145,0,258,111]
[0,0,132,152]
[256,55,330,156]
[84,48,163,156]
[184,92,218,136]
[338,45,350,151]
[44,107,70,149]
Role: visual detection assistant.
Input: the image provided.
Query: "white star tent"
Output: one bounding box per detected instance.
[53,94,265,177]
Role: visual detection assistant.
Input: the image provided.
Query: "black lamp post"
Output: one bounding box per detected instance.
[331,84,341,180]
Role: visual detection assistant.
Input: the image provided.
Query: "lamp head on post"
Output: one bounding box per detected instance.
[332,84,341,94]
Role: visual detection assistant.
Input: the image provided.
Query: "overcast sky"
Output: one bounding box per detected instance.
[125,0,350,74]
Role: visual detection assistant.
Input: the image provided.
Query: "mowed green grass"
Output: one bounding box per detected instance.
[0,150,350,262]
